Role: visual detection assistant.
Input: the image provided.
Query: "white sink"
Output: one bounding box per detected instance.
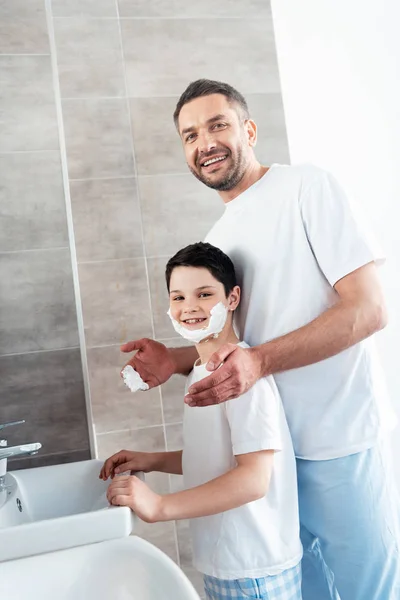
[0,536,201,600]
[0,459,135,562]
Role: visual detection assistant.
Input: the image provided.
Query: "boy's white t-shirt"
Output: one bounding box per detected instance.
[206,164,396,460]
[182,343,302,580]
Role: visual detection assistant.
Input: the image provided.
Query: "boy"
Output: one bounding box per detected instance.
[100,242,302,600]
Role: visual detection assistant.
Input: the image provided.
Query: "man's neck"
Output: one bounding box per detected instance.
[195,326,239,366]
[218,162,270,204]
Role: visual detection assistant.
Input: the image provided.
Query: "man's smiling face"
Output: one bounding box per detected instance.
[178,94,252,191]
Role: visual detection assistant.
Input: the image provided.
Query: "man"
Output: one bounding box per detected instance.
[121,79,399,599]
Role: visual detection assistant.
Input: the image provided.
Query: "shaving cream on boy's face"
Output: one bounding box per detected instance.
[167,301,229,343]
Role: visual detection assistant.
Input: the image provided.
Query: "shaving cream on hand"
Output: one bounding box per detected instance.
[167,301,228,343]
[122,365,149,392]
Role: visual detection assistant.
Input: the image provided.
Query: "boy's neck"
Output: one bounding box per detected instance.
[195,325,239,366]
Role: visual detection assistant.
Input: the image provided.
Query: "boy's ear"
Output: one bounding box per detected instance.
[228,285,241,311]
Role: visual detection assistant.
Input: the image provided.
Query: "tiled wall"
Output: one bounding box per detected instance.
[0,1,90,468]
[1,0,288,595]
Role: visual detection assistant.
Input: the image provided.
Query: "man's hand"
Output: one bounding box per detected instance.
[99,450,157,481]
[185,343,265,407]
[120,338,176,388]
[106,475,163,523]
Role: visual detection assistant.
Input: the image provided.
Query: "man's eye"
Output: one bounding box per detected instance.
[212,123,226,130]
[185,133,196,143]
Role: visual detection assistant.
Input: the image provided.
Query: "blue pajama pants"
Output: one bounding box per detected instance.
[297,441,400,600]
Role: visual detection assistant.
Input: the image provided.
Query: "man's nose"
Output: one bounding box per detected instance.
[197,130,217,154]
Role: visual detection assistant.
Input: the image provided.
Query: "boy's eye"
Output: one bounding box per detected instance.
[199,292,212,298]
[172,296,184,301]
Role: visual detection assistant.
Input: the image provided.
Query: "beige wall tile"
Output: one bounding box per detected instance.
[118,0,270,18]
[139,174,223,257]
[121,18,280,97]
[88,344,163,433]
[51,0,117,17]
[0,152,68,252]
[0,1,49,54]
[54,18,125,98]
[78,258,152,348]
[165,423,183,451]
[134,520,178,563]
[62,98,134,179]
[97,425,166,457]
[129,96,186,175]
[70,177,144,262]
[246,93,290,165]
[0,56,58,152]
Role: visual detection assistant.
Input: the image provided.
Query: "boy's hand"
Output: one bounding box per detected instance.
[106,475,163,523]
[99,450,157,481]
[120,338,176,388]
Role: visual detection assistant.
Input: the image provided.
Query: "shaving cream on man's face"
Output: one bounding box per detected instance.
[167,301,228,343]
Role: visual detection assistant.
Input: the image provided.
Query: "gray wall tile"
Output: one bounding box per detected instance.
[9,448,91,471]
[0,348,89,456]
[54,18,125,98]
[78,258,152,348]
[121,18,280,97]
[246,93,290,165]
[139,174,224,257]
[0,249,79,355]
[51,0,118,18]
[0,1,49,54]
[0,56,58,152]
[62,98,135,179]
[0,152,68,253]
[87,344,162,433]
[129,96,187,176]
[118,0,271,18]
[70,177,144,262]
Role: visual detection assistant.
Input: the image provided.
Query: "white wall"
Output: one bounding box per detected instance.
[271,0,400,482]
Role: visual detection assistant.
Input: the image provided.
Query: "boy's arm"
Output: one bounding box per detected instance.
[100,449,183,480]
[106,450,274,522]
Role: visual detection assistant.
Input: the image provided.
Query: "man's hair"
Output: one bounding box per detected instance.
[173,79,250,129]
[165,242,237,297]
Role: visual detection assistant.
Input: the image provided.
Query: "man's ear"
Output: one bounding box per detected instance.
[245,119,257,148]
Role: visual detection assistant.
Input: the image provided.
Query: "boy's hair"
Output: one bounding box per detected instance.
[173,79,250,129]
[165,242,237,297]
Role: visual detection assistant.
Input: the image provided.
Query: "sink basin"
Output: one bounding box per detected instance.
[0,536,201,600]
[0,459,135,562]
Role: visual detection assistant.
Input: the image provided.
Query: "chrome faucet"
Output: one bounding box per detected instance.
[0,420,42,488]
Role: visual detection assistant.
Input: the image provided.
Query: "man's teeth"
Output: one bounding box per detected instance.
[203,156,226,167]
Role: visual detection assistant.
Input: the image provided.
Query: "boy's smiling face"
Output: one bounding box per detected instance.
[169,266,238,331]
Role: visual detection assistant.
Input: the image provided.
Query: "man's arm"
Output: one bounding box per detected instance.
[106,450,274,523]
[120,339,198,386]
[185,262,387,406]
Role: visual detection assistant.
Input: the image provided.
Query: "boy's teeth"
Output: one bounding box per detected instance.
[203,156,226,167]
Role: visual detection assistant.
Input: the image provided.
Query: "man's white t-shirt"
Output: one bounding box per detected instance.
[206,164,396,460]
[182,343,302,579]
